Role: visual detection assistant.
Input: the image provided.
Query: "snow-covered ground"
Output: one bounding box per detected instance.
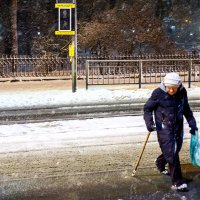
[0,85,200,153]
[0,85,200,199]
[0,86,200,109]
[0,113,200,153]
[0,115,145,153]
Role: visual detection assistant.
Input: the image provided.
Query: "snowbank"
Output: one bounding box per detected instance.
[0,86,200,110]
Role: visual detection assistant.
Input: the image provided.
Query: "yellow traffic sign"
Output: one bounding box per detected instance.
[69,44,75,57]
[55,3,75,8]
[55,31,75,35]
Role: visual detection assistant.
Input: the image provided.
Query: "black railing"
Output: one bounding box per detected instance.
[0,54,200,87]
[86,58,200,89]
[0,55,71,80]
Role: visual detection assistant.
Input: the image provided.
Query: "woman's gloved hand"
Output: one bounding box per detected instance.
[190,127,198,135]
[147,124,156,132]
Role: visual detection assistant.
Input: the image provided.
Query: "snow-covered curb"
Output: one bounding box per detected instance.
[0,89,152,110]
[0,87,200,110]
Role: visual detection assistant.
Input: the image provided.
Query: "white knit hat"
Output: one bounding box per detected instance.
[163,72,181,86]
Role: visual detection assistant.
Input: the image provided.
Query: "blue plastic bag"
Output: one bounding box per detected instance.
[190,130,200,167]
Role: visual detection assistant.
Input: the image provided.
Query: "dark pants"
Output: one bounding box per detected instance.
[156,153,183,185]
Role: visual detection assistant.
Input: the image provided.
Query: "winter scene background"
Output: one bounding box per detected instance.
[1,0,200,199]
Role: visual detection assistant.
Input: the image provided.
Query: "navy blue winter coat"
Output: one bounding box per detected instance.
[144,83,197,164]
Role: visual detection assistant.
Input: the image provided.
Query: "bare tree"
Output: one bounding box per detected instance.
[78,3,177,54]
[10,0,18,55]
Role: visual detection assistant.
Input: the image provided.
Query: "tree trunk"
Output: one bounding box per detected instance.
[11,0,18,55]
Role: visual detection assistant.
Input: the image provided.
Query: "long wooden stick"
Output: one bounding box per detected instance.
[132,131,151,176]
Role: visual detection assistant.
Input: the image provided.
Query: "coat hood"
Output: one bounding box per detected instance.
[160,81,167,92]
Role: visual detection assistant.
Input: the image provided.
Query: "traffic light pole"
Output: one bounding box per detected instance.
[72,0,77,93]
[55,0,77,92]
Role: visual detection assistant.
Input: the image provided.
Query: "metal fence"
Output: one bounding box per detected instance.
[0,55,200,88]
[0,56,71,81]
[86,58,200,89]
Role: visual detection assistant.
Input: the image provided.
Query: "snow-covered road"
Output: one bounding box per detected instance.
[1,112,200,153]
[0,113,200,199]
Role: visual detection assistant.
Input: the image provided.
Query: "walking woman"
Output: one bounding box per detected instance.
[143,72,198,191]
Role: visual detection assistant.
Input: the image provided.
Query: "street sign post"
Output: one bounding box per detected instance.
[55,1,77,93]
